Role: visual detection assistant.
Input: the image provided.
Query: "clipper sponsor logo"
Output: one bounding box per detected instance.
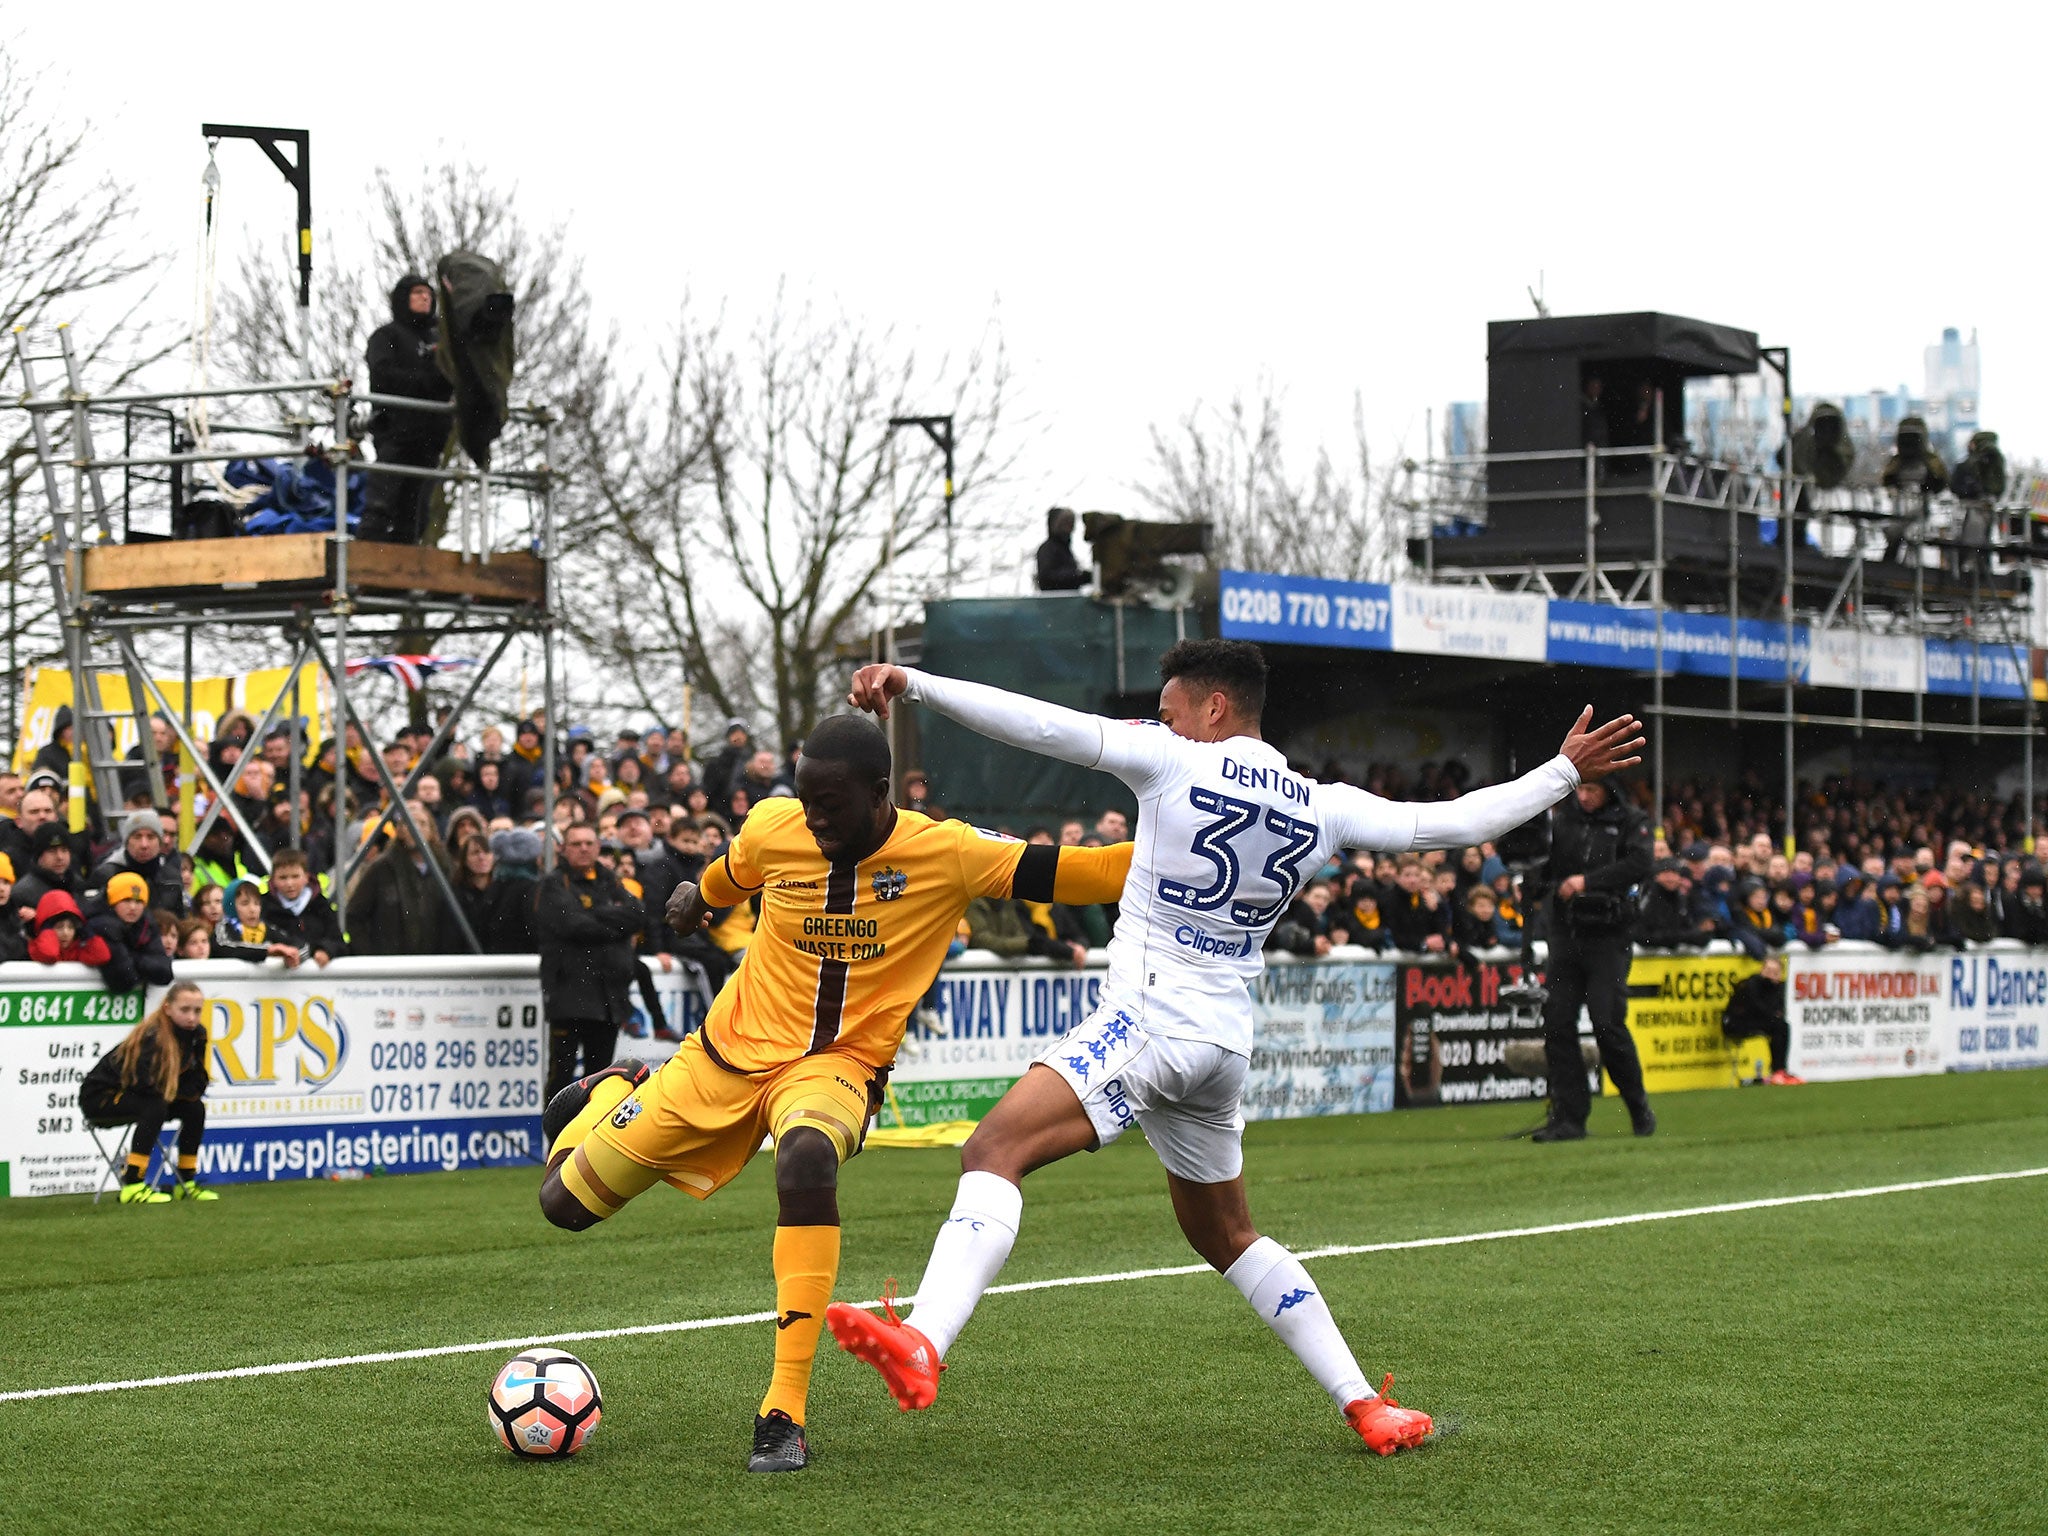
[1174,924,1257,958]
[1101,1075,1133,1128]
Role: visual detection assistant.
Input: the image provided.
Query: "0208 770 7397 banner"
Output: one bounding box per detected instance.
[0,957,549,1198]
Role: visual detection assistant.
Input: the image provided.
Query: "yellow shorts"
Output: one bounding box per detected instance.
[575,1034,877,1211]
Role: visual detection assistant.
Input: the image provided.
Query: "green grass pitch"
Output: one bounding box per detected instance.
[4,1071,2045,1535]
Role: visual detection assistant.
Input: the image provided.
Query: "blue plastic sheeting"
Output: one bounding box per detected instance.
[224,457,365,536]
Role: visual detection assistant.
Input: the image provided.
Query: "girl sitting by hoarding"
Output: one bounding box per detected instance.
[77,980,220,1204]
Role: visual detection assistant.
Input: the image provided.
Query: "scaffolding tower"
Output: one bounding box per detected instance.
[6,323,560,952]
[1397,414,2043,851]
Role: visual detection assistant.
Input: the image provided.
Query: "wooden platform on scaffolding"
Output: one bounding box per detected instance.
[74,534,546,610]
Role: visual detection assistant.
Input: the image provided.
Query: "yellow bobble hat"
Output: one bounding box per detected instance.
[0,853,12,882]
[106,871,149,905]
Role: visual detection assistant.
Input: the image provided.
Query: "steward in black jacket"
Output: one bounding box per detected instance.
[537,828,649,1094]
[1534,780,1656,1138]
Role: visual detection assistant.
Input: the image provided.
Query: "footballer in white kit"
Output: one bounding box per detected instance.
[828,640,1642,1455]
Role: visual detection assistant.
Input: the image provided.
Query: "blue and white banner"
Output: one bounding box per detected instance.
[1219,569,2032,700]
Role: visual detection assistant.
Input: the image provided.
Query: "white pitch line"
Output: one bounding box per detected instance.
[4,1164,2042,1405]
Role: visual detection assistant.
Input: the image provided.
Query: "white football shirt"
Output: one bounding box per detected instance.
[902,670,1579,1056]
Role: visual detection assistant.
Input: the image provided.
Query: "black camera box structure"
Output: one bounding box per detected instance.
[1434,310,1763,574]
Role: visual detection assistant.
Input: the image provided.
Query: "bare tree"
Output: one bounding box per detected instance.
[0,39,175,741]
[1139,389,1402,582]
[571,296,1014,749]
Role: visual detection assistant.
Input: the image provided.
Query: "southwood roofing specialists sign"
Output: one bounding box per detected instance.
[1787,946,2048,1079]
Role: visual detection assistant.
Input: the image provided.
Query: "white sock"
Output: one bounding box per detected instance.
[1225,1236,1371,1407]
[905,1170,1023,1360]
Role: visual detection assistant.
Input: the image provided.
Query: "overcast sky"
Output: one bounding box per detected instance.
[17,5,2045,589]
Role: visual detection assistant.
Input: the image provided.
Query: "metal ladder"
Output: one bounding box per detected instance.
[10,325,170,823]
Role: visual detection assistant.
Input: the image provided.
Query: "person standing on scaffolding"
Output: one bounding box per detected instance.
[361,273,453,544]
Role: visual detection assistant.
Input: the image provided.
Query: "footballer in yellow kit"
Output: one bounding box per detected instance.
[537,713,1130,1473]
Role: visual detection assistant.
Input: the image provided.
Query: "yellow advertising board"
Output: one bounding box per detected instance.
[1606,951,1772,1094]
[12,665,324,777]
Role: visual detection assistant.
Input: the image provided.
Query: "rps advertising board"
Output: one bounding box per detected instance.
[1393,956,1549,1107]
[0,958,545,1198]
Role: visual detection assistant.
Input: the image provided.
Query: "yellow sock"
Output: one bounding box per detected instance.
[124,1152,149,1178]
[177,1156,197,1177]
[759,1224,841,1425]
[550,1075,636,1164]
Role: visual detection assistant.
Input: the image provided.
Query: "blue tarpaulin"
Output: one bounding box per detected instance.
[224,458,365,536]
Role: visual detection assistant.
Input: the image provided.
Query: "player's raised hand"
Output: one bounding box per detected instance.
[1558,706,1645,782]
[665,880,711,938]
[848,664,910,720]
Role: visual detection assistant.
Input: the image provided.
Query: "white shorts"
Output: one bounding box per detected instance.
[1037,1003,1248,1183]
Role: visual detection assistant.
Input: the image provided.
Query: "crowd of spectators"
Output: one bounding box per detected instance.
[5,703,2046,1017]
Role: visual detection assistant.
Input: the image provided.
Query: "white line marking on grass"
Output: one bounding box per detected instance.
[5,1165,2043,1405]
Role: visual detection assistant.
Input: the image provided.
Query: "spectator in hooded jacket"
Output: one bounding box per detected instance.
[1834,874,1883,941]
[2004,867,2048,944]
[361,272,454,544]
[87,872,176,994]
[1729,879,1785,958]
[28,890,113,971]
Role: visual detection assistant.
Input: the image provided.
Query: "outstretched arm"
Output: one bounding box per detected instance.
[849,665,1169,790]
[1322,707,1644,852]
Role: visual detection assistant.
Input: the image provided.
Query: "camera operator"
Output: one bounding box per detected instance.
[1531,776,1654,1142]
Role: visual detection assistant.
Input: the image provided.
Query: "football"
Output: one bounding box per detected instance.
[487,1350,603,1459]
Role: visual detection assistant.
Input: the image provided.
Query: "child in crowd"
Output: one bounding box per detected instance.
[261,849,342,964]
[29,890,113,970]
[191,883,226,929]
[88,872,175,993]
[1454,884,1503,953]
[217,878,267,947]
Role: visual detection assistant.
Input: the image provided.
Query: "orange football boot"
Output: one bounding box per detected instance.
[826,1285,943,1411]
[1344,1374,1434,1455]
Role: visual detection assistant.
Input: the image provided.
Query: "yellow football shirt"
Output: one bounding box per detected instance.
[696,799,1129,1073]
